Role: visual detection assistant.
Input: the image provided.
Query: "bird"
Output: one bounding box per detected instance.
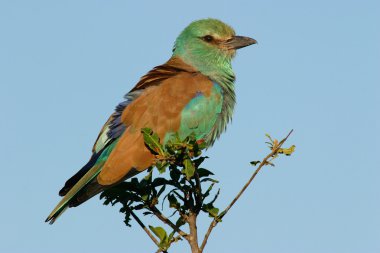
[45,18,257,224]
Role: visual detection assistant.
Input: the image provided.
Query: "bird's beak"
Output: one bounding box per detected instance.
[225,36,257,50]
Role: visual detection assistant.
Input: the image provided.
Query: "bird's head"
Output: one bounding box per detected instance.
[173,18,257,78]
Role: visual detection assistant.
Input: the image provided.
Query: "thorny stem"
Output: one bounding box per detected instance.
[199,130,293,252]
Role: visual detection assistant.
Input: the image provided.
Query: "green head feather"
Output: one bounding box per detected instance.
[173,18,236,85]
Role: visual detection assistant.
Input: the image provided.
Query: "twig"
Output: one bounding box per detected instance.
[150,206,189,240]
[200,130,294,252]
[127,207,167,253]
[155,236,183,253]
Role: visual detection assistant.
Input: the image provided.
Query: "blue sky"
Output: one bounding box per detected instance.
[0,1,379,252]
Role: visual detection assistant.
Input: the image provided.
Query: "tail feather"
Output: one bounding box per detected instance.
[46,140,120,224]
[45,163,104,224]
[69,180,106,207]
[58,152,101,196]
[45,206,68,224]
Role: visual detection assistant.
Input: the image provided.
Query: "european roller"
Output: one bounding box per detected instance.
[46,18,256,224]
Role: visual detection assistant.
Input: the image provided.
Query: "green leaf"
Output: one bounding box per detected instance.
[203,203,219,217]
[250,161,261,166]
[183,158,195,180]
[193,156,208,168]
[278,145,296,156]
[133,204,145,210]
[202,182,215,199]
[141,194,149,201]
[168,194,180,209]
[123,212,132,227]
[156,162,168,174]
[149,226,168,242]
[265,133,274,143]
[157,185,166,197]
[169,167,181,181]
[172,190,185,201]
[144,168,153,181]
[141,128,164,155]
[167,231,175,242]
[209,189,220,205]
[197,168,214,178]
[200,178,219,183]
[175,217,186,228]
[152,178,170,187]
[208,207,219,217]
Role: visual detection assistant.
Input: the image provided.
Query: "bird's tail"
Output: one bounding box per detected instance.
[45,140,120,224]
[45,163,104,224]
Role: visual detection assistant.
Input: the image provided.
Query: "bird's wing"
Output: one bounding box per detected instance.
[92,57,193,154]
[58,57,193,196]
[97,71,219,185]
[46,57,205,223]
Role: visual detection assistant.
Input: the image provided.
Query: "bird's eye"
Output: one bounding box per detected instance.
[202,35,214,43]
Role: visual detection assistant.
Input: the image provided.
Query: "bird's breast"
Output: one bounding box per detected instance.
[164,83,224,144]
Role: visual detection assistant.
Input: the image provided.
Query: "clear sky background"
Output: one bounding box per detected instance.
[0,1,379,252]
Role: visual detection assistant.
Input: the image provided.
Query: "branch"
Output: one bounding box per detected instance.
[188,213,200,253]
[127,207,167,253]
[200,130,294,252]
[150,206,190,240]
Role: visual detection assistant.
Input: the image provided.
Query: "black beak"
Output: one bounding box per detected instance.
[225,36,257,50]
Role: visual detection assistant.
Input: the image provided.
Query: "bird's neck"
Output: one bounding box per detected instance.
[172,53,236,94]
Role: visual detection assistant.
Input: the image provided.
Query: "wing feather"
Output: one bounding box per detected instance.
[47,57,201,223]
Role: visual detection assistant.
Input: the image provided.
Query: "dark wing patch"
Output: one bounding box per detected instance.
[107,92,142,140]
[131,61,193,92]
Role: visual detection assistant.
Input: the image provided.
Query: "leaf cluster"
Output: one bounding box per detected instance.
[250,133,296,167]
[100,128,220,250]
[100,129,295,252]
